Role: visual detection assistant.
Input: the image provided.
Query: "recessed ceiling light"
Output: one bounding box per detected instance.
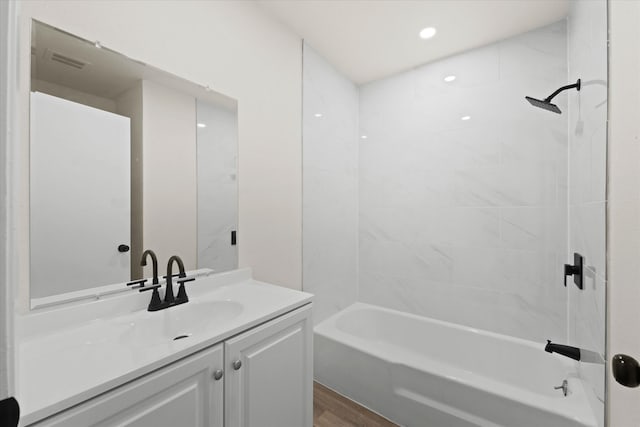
[197,123,207,128]
[419,27,437,40]
[461,115,471,121]
[444,75,456,82]
[314,113,323,118]
[361,135,368,139]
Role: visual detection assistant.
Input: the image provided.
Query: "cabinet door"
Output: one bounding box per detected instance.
[225,304,313,427]
[32,345,224,427]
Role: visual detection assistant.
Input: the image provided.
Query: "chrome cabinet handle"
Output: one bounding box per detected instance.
[232,360,242,370]
[213,369,224,380]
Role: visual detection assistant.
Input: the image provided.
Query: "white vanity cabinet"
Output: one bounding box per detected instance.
[32,344,225,427]
[225,305,313,427]
[28,304,312,427]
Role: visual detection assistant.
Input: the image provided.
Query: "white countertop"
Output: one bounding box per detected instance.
[16,269,313,426]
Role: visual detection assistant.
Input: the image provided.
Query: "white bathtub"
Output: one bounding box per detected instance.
[314,303,598,427]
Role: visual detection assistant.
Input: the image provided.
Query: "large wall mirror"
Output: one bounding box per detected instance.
[29,20,238,308]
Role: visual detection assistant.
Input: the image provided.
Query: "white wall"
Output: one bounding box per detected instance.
[567,0,607,424]
[16,0,303,310]
[196,100,238,272]
[141,80,197,275]
[358,22,568,342]
[607,1,640,425]
[302,43,359,323]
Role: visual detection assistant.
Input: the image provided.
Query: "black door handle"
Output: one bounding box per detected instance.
[118,244,130,253]
[612,354,640,387]
[0,397,20,427]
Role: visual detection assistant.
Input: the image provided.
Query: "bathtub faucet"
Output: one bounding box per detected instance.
[544,340,580,361]
[554,379,569,396]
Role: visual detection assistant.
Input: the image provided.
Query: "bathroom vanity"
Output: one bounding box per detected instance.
[17,269,313,427]
[15,19,313,427]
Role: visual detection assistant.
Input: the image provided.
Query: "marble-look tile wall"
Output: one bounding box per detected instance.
[196,100,238,272]
[358,22,568,342]
[567,0,607,424]
[302,43,359,323]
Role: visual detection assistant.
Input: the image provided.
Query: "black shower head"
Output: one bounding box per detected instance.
[525,79,581,115]
[525,96,562,114]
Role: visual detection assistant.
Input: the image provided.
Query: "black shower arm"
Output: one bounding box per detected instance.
[545,79,581,102]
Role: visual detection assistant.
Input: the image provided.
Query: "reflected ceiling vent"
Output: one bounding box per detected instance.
[44,48,88,70]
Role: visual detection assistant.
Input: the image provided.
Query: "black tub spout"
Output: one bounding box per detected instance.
[545,340,581,361]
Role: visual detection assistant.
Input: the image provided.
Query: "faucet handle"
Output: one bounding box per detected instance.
[175,277,194,304]
[162,273,182,280]
[554,380,568,389]
[138,283,161,292]
[564,253,584,289]
[554,379,569,396]
[126,279,147,289]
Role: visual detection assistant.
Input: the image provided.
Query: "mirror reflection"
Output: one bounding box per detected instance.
[29,20,238,307]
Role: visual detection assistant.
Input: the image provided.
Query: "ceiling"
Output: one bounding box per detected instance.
[33,22,149,100]
[258,0,570,84]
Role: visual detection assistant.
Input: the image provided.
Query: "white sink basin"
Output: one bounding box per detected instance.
[117,300,244,345]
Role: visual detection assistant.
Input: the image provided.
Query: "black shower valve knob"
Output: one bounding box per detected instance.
[563,252,583,290]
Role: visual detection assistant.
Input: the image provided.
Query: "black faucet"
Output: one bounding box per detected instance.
[126,249,164,311]
[545,340,581,361]
[166,255,195,306]
[125,249,160,289]
[132,253,195,311]
[141,249,160,285]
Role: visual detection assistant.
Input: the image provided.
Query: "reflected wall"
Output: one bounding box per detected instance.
[197,100,239,272]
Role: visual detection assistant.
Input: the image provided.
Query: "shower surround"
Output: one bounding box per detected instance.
[304,7,606,427]
[303,23,569,341]
[358,22,568,343]
[302,44,359,324]
[566,0,607,417]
